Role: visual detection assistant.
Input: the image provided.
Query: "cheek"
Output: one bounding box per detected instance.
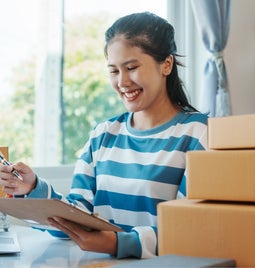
[135,68,158,87]
[109,75,118,89]
[109,76,122,95]
[145,70,164,88]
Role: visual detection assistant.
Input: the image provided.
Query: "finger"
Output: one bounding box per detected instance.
[0,177,17,188]
[12,162,31,174]
[1,182,19,195]
[3,179,21,191]
[48,217,81,241]
[2,179,31,196]
[0,166,14,179]
[2,186,15,195]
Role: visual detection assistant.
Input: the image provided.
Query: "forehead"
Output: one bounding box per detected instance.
[106,37,147,65]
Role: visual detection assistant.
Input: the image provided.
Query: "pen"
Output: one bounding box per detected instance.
[0,151,23,181]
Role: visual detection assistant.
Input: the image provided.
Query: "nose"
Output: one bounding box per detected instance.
[117,71,131,88]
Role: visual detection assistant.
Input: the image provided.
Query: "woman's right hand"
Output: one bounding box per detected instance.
[0,162,37,196]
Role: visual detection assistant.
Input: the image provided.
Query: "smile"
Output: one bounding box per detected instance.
[122,89,142,100]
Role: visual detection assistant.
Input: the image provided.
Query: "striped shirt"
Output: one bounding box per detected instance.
[30,111,208,259]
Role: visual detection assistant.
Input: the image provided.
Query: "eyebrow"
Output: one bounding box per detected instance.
[107,59,139,68]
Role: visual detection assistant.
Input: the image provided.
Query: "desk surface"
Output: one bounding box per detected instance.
[0,224,236,268]
[0,224,131,268]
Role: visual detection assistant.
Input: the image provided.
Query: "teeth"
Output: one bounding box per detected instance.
[124,89,140,98]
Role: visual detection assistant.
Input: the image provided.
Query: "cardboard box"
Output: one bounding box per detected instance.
[0,147,9,160]
[186,150,255,202]
[208,114,255,149]
[0,147,9,198]
[158,198,255,267]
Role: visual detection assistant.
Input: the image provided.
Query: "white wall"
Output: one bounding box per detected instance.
[225,0,255,115]
[33,165,74,196]
[8,165,74,225]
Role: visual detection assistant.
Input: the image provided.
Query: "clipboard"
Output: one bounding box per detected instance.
[0,198,123,232]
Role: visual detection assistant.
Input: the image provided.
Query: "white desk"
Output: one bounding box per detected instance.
[0,224,133,268]
[0,224,236,268]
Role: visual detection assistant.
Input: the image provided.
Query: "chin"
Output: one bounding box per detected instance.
[123,101,143,113]
[126,108,142,113]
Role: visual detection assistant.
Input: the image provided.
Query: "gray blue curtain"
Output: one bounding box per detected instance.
[191,0,232,117]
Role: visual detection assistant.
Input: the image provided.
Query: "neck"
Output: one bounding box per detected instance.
[131,104,180,130]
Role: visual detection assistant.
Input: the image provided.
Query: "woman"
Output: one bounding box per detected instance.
[0,12,208,258]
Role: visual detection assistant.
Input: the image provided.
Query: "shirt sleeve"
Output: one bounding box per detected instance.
[27,176,62,199]
[117,226,157,259]
[117,230,141,258]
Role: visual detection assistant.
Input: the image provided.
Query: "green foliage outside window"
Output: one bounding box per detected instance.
[0,13,124,165]
[62,13,125,163]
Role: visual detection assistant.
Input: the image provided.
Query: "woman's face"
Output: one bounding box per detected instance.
[106,37,173,114]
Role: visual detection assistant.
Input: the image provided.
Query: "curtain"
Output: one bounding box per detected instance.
[191,0,232,117]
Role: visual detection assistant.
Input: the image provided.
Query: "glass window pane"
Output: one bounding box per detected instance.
[0,0,166,166]
[0,0,38,165]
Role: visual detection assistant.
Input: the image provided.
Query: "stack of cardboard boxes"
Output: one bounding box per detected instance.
[158,114,255,267]
[0,147,9,198]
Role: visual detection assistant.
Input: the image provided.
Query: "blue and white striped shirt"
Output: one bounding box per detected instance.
[30,111,208,259]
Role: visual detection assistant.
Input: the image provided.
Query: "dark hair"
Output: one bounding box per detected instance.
[104,12,197,112]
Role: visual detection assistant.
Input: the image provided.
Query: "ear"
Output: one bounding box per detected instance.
[162,55,174,76]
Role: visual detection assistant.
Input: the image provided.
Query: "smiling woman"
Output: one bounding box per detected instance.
[0,11,208,259]
[0,0,167,167]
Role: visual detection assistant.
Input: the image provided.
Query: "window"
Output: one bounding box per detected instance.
[0,0,168,166]
[0,0,38,165]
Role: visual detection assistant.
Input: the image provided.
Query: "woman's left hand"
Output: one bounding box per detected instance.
[48,217,117,255]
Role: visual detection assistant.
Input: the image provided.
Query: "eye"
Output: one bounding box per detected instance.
[127,66,138,71]
[109,68,119,74]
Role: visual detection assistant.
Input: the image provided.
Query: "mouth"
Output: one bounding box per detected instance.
[121,89,142,101]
